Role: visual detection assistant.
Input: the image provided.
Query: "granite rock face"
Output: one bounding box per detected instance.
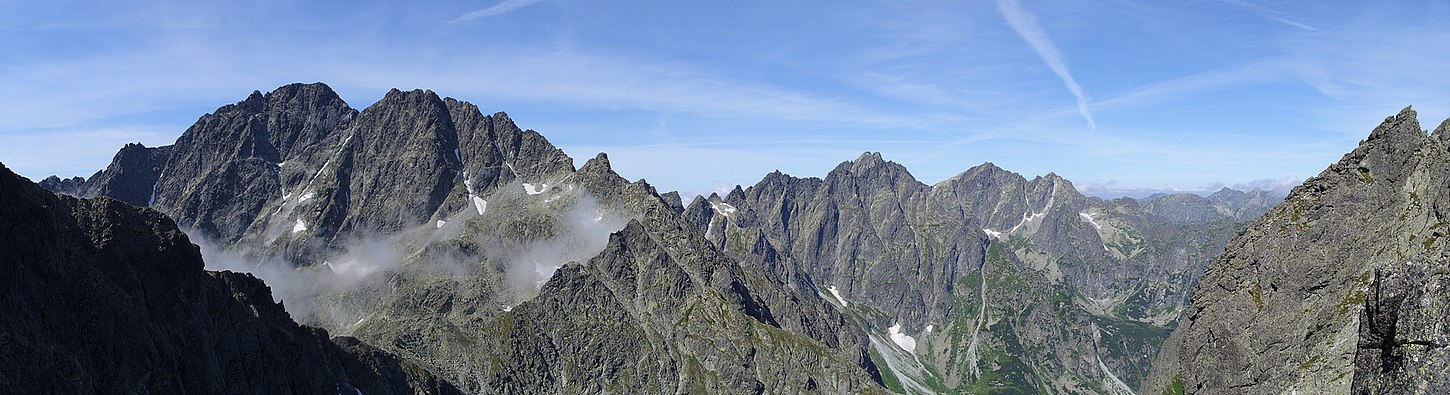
[0,163,458,394]
[47,82,1268,394]
[44,84,886,393]
[1143,107,1450,394]
[695,152,1247,393]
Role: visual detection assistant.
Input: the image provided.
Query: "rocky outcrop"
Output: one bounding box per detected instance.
[1143,107,1450,394]
[0,162,458,394]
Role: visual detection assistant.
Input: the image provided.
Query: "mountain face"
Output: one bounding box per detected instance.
[43,83,885,393]
[688,153,1250,392]
[0,163,458,394]
[44,82,1264,393]
[1143,107,1450,394]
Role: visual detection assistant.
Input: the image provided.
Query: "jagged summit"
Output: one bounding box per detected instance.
[35,82,1269,394]
[1144,109,1450,393]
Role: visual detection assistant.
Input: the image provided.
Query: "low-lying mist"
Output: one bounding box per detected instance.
[188,190,630,327]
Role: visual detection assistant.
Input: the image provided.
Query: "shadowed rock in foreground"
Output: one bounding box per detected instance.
[0,162,459,394]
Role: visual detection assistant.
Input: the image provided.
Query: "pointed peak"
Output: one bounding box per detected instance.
[269,82,336,96]
[1433,117,1450,147]
[585,152,610,168]
[1366,105,1425,144]
[854,151,885,164]
[952,162,1012,180]
[973,162,1003,171]
[380,88,440,102]
[686,194,708,208]
[726,185,746,201]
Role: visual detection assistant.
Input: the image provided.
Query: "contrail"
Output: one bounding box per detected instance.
[450,0,545,23]
[996,0,1096,130]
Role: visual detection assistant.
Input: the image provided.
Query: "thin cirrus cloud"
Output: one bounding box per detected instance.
[449,0,546,22]
[995,0,1095,130]
[1214,0,1318,31]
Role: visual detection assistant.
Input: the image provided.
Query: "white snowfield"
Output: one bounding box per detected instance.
[291,219,307,234]
[470,196,488,215]
[1079,212,1102,230]
[827,285,848,307]
[888,322,918,353]
[708,200,738,218]
[523,183,549,195]
[982,228,1003,239]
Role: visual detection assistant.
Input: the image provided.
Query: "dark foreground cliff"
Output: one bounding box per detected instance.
[0,163,458,394]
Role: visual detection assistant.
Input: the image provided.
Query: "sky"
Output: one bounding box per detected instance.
[4,1,1450,199]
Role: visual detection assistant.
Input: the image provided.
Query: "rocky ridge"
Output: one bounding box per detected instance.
[45,82,1272,394]
[0,162,458,394]
[688,153,1251,392]
[1143,107,1450,394]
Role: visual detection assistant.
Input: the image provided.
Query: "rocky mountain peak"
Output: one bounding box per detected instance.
[829,151,920,191]
[1143,109,1450,393]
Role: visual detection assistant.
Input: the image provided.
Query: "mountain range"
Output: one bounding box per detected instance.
[17,82,1438,393]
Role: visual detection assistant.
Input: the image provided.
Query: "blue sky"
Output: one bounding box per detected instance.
[4,1,1449,198]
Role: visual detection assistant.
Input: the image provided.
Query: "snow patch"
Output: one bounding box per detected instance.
[502,305,512,312]
[471,196,488,215]
[710,201,738,217]
[436,220,446,229]
[1079,212,1103,230]
[453,148,461,162]
[926,324,934,333]
[827,285,848,307]
[523,183,548,195]
[982,228,1003,239]
[291,219,307,234]
[298,192,315,202]
[888,322,917,353]
[1008,183,1059,234]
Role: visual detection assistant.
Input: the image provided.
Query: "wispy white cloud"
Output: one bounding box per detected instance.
[450,0,546,22]
[1215,0,1318,31]
[1093,59,1286,112]
[995,0,1095,130]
